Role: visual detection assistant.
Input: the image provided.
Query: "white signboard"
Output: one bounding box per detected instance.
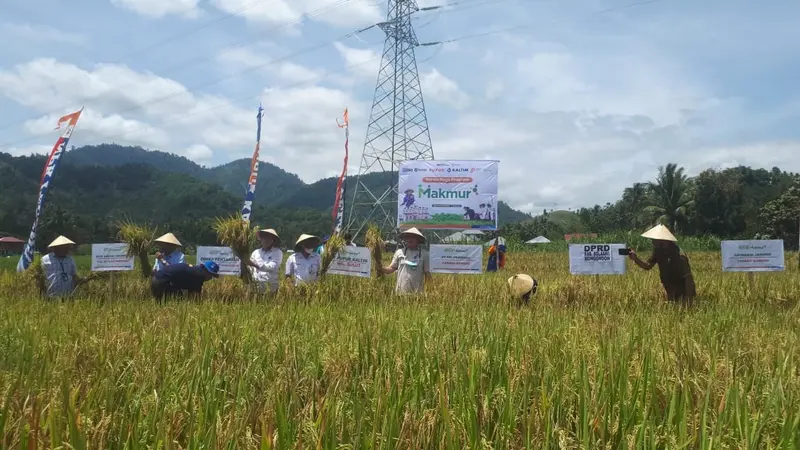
[196,246,241,276]
[721,240,785,272]
[569,244,627,275]
[429,244,483,274]
[328,246,372,278]
[397,160,499,230]
[91,243,135,272]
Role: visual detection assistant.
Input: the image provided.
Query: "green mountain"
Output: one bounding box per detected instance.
[0,144,532,249]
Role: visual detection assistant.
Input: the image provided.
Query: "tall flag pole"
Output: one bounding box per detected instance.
[241,104,264,223]
[332,107,349,235]
[17,108,84,272]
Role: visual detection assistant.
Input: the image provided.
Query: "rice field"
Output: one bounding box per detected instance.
[0,251,798,448]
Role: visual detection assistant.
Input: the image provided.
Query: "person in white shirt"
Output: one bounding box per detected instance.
[246,228,283,294]
[381,227,431,295]
[40,235,82,298]
[285,234,322,286]
[344,233,357,247]
[152,232,185,274]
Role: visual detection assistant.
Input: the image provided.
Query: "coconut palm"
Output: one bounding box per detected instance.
[621,182,647,228]
[642,163,694,232]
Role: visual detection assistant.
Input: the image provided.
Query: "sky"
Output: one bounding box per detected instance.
[1,0,799,214]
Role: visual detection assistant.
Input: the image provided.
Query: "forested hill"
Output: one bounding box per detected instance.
[0,144,532,249]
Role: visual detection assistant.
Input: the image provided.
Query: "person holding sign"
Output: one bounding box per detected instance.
[508,274,538,305]
[285,234,322,286]
[41,235,82,298]
[381,228,431,295]
[152,233,185,274]
[246,228,283,294]
[150,261,219,302]
[628,224,696,304]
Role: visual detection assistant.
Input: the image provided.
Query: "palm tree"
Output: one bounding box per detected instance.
[621,182,647,228]
[642,163,694,232]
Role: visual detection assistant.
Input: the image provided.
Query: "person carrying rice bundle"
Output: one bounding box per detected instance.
[628,224,696,305]
[152,232,185,274]
[41,235,83,298]
[285,234,322,286]
[246,228,283,294]
[381,227,431,295]
[150,261,219,303]
[508,274,538,306]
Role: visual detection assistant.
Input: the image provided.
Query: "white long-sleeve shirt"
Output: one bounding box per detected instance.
[284,252,321,286]
[249,247,283,292]
[41,253,78,297]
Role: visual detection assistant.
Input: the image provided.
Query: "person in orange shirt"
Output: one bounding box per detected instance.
[487,237,506,272]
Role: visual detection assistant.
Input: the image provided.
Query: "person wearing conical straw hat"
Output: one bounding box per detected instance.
[629,224,696,304]
[152,232,185,274]
[40,235,82,298]
[381,227,431,295]
[285,234,322,286]
[508,274,538,306]
[246,228,283,294]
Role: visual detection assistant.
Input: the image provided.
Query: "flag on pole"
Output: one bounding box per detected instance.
[17,108,84,272]
[241,104,264,223]
[332,108,349,235]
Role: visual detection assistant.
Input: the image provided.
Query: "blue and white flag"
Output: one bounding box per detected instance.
[241,104,263,223]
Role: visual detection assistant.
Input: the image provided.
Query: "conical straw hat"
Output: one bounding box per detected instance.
[155,232,182,246]
[508,274,535,298]
[295,234,321,249]
[398,227,426,242]
[48,235,76,248]
[641,224,677,242]
[258,228,281,244]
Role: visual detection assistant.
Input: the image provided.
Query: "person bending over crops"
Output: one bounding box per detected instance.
[508,274,537,306]
[41,235,83,298]
[246,228,283,294]
[381,227,431,295]
[150,261,219,302]
[285,234,321,286]
[628,224,696,305]
[152,232,185,274]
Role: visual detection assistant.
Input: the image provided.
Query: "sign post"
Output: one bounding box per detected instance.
[196,246,241,276]
[568,244,627,275]
[721,239,785,299]
[328,247,372,278]
[429,244,483,274]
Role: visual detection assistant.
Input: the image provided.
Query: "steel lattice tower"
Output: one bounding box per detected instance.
[346,0,435,240]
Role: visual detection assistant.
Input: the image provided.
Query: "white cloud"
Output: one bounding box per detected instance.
[421,68,469,109]
[216,46,324,82]
[0,23,87,46]
[333,42,381,78]
[210,0,382,28]
[110,0,201,18]
[184,144,213,162]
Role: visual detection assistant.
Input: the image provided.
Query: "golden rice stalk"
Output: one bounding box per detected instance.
[365,224,384,278]
[213,214,256,283]
[115,220,155,279]
[320,233,345,278]
[22,257,46,297]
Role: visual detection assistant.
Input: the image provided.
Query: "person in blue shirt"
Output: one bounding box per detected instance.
[314,235,329,255]
[150,261,219,302]
[152,232,185,274]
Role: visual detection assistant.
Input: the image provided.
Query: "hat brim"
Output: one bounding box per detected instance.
[296,237,321,249]
[257,230,281,244]
[398,231,426,242]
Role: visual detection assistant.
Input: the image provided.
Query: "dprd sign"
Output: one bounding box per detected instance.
[569,244,627,275]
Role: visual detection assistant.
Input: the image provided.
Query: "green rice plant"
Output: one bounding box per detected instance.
[214,214,256,283]
[115,219,156,279]
[365,224,384,278]
[319,233,344,278]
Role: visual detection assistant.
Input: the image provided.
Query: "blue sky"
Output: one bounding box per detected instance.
[1,0,798,213]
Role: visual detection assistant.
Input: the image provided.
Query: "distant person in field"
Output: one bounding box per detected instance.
[344,233,356,247]
[41,235,82,298]
[628,224,697,305]
[508,274,538,306]
[150,261,219,303]
[152,232,185,274]
[381,227,431,295]
[285,234,322,286]
[246,228,283,294]
[486,237,506,272]
[314,235,329,256]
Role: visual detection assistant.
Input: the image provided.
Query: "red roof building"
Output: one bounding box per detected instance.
[0,236,25,255]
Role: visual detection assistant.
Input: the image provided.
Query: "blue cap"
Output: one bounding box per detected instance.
[202,260,220,276]
[323,235,330,242]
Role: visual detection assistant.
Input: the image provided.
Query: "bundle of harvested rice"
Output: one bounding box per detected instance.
[319,233,345,278]
[116,220,155,279]
[22,257,46,297]
[213,214,256,283]
[365,224,384,278]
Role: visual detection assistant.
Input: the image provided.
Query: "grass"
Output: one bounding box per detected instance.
[0,251,798,448]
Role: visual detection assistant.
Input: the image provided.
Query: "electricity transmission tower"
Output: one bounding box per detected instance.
[346,0,435,240]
